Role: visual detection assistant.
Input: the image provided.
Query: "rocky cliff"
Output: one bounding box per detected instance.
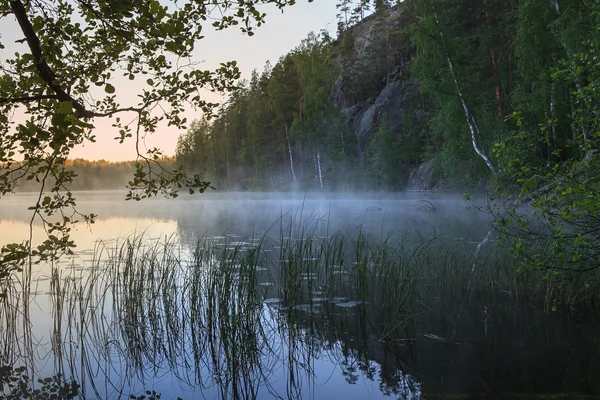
[332,5,435,189]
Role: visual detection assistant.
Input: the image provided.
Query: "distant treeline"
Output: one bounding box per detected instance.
[13,158,177,192]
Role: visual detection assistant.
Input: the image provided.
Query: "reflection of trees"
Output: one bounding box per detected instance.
[278,289,600,398]
[411,298,600,397]
[2,230,600,399]
[276,301,421,398]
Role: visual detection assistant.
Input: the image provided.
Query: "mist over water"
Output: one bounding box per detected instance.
[1,190,489,244]
[1,191,599,399]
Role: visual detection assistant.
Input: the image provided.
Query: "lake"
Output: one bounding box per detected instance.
[1,191,599,399]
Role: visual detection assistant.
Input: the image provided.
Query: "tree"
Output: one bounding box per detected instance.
[336,0,354,32]
[244,68,276,188]
[410,0,518,185]
[492,0,600,276]
[0,0,309,282]
[291,32,340,189]
[268,54,302,184]
[175,119,214,177]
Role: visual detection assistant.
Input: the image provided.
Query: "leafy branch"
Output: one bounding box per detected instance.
[0,0,308,276]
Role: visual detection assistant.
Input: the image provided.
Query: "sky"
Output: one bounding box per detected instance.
[1,0,339,162]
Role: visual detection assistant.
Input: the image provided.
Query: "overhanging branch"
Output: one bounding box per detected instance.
[10,0,95,119]
[0,94,61,104]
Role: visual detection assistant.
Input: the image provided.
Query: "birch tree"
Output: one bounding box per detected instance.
[428,0,495,173]
[268,55,302,183]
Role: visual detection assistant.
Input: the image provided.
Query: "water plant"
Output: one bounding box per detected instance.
[1,216,599,399]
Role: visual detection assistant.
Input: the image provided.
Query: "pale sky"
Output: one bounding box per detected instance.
[1,1,339,162]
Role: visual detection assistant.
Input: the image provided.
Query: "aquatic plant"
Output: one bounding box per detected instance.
[1,217,599,399]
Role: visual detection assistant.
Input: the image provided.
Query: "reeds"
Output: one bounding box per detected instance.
[1,216,599,399]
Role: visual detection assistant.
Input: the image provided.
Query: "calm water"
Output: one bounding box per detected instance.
[1,191,599,399]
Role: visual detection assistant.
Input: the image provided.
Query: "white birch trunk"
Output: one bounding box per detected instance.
[317,150,324,189]
[285,124,297,182]
[431,2,496,173]
[467,229,492,291]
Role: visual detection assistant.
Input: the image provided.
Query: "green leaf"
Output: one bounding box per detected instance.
[56,101,73,115]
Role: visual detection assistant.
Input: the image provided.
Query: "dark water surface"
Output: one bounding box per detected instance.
[1,191,599,399]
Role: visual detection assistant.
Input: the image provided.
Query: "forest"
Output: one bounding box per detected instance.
[173,0,600,273]
[5,0,597,271]
[1,1,600,397]
[175,0,599,195]
[13,158,177,192]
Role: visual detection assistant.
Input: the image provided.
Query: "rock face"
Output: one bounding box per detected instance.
[332,5,426,180]
[408,159,438,191]
[357,79,417,137]
[332,7,409,131]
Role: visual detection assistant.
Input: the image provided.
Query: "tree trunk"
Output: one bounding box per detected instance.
[430,1,496,173]
[482,0,503,118]
[316,150,324,189]
[285,124,297,182]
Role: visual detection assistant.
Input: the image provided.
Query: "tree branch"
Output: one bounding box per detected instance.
[519,150,598,205]
[9,0,95,118]
[90,106,143,118]
[0,94,61,104]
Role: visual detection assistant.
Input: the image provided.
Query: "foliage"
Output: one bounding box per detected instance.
[0,0,306,267]
[410,0,512,184]
[0,365,79,399]
[169,0,600,273]
[408,0,600,272]
[177,2,423,192]
[0,244,27,300]
[177,31,347,190]
[491,1,600,274]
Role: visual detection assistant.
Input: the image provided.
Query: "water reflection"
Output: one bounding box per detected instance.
[1,192,599,399]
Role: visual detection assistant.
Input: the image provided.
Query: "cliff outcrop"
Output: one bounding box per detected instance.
[332,6,432,189]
